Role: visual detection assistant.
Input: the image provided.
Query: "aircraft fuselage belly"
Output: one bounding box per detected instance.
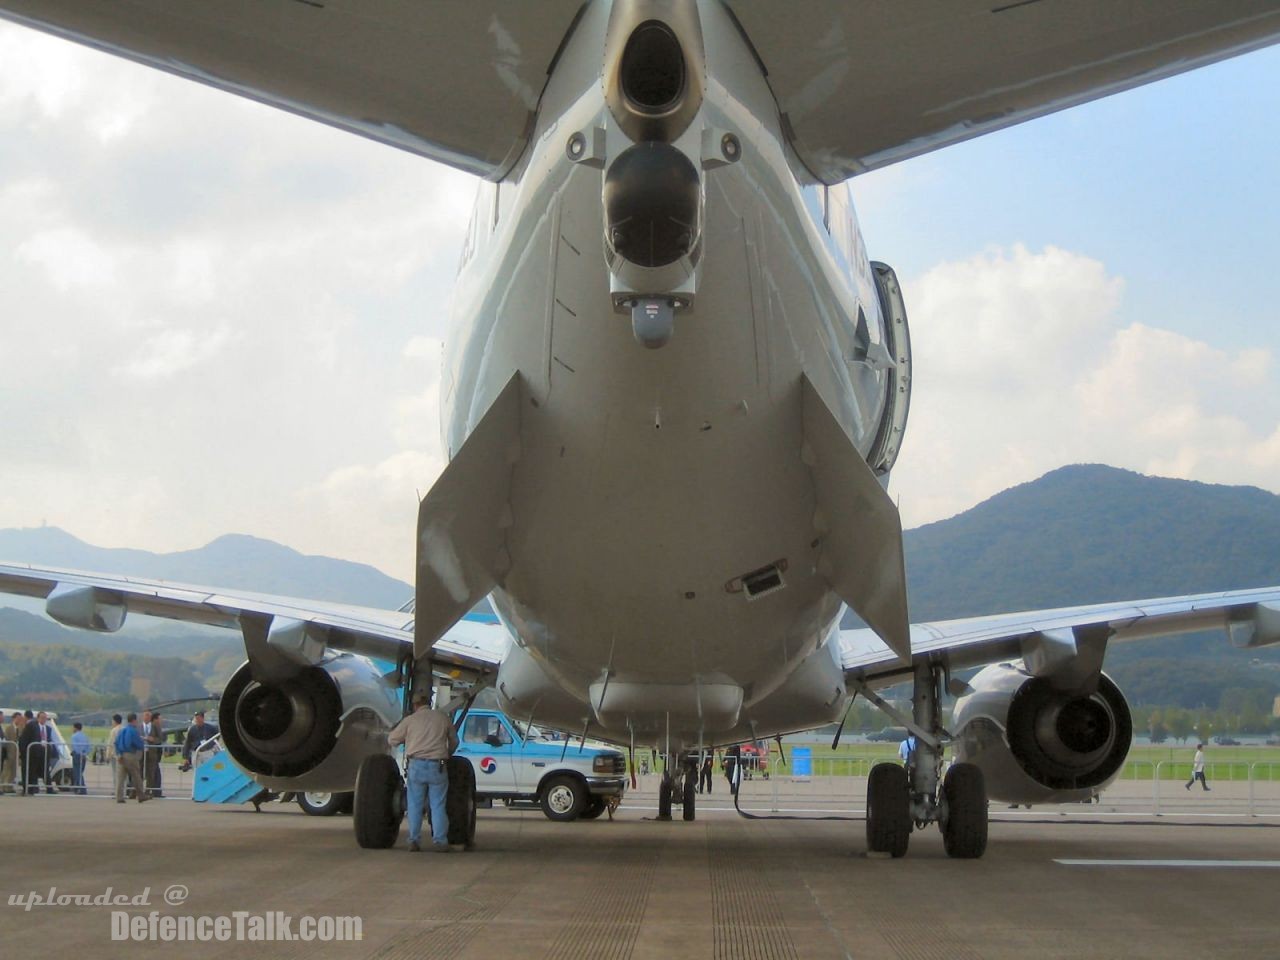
[440,1,892,742]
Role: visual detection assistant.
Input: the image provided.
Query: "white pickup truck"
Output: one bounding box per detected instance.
[290,707,628,821]
[455,709,628,821]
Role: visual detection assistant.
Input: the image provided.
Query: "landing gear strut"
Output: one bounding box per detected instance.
[861,661,988,859]
[656,754,697,821]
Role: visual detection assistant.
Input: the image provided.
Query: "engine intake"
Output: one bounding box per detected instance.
[952,663,1132,804]
[218,653,401,790]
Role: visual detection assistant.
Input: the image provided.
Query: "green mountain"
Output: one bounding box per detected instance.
[903,463,1280,621]
[897,464,1280,710]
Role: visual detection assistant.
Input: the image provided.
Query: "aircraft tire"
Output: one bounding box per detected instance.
[297,791,344,816]
[336,791,355,815]
[682,770,696,821]
[940,763,988,859]
[353,754,404,849]
[866,762,911,858]
[658,773,673,820]
[540,774,586,821]
[446,757,477,847]
[580,796,607,819]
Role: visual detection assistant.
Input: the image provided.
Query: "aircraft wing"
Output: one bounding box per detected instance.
[0,561,508,680]
[728,1,1280,182]
[839,586,1280,687]
[0,0,584,179]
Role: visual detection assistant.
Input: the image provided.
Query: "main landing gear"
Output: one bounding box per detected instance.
[656,754,698,822]
[864,662,988,859]
[351,754,477,850]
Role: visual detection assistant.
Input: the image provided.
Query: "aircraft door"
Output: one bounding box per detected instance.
[867,262,913,477]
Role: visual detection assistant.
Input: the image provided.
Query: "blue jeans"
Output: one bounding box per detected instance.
[406,758,449,846]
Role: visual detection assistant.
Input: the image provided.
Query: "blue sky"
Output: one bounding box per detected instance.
[852,44,1280,354]
[0,22,1277,579]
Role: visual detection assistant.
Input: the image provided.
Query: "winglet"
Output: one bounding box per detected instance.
[801,375,910,659]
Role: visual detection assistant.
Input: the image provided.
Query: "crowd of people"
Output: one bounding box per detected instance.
[0,707,219,801]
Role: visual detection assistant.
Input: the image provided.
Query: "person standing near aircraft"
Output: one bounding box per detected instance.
[104,713,122,785]
[70,722,90,794]
[114,713,150,804]
[181,711,218,771]
[724,745,741,796]
[387,690,458,853]
[699,753,713,795]
[0,710,12,794]
[899,734,918,770]
[1185,743,1210,791]
[142,710,164,797]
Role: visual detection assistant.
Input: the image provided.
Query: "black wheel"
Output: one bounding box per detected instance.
[580,796,607,820]
[658,772,673,820]
[336,791,355,815]
[866,762,911,858]
[682,771,696,821]
[353,754,404,849]
[940,763,988,859]
[297,791,345,816]
[447,757,477,847]
[540,774,586,821]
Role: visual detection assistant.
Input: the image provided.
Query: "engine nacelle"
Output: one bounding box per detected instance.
[952,662,1132,805]
[218,653,402,792]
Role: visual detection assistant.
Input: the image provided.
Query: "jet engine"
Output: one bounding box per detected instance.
[951,662,1132,805]
[218,653,402,792]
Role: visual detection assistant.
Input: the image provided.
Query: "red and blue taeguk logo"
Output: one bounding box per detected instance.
[480,757,497,774]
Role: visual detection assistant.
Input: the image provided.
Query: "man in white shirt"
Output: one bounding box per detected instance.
[1185,743,1210,791]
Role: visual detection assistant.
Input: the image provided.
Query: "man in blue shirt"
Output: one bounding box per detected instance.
[70,722,91,795]
[114,713,150,804]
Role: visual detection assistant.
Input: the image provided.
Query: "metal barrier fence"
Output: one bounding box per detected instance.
[4,740,196,799]
[713,755,1280,817]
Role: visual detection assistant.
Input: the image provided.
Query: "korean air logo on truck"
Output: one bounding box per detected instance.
[480,757,497,774]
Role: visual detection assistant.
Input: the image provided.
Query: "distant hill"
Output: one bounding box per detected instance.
[0,638,208,712]
[0,527,412,608]
[892,464,1280,708]
[902,464,1280,621]
[0,528,413,693]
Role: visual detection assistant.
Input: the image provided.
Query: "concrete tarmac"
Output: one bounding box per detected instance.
[1,794,1277,959]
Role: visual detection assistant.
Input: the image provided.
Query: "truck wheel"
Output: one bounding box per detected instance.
[447,757,477,847]
[580,796,606,819]
[297,792,344,816]
[353,754,403,849]
[540,774,585,821]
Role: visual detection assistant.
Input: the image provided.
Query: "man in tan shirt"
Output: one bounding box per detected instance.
[387,690,458,852]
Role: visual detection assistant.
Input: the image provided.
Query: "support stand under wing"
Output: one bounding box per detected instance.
[800,374,911,660]
[414,372,523,660]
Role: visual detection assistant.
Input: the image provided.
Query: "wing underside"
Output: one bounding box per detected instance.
[728,0,1280,182]
[0,0,584,179]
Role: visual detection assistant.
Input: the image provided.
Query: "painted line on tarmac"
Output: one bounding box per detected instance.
[1055,859,1280,868]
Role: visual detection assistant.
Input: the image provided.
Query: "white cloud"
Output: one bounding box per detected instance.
[112,326,237,381]
[890,246,1280,527]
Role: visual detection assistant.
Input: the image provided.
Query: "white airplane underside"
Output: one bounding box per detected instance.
[3,0,1280,856]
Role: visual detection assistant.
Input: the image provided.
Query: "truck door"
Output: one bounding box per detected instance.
[458,713,517,794]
